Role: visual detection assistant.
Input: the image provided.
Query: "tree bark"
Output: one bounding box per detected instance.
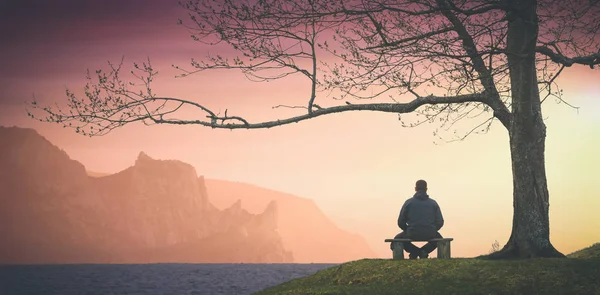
[488,107,565,258]
[486,0,564,259]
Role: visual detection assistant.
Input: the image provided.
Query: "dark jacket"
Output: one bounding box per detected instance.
[398,191,444,240]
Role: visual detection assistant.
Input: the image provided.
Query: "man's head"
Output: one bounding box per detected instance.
[415,179,427,192]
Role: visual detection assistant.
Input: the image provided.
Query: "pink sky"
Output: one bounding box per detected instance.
[1,0,599,258]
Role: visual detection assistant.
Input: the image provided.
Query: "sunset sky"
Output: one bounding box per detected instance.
[1,0,599,259]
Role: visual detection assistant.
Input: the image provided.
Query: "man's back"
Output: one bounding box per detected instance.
[392,179,445,258]
[398,190,444,240]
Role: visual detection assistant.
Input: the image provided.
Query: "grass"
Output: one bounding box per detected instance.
[255,245,600,295]
[567,243,600,259]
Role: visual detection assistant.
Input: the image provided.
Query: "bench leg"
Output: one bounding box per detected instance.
[437,240,451,259]
[392,242,405,260]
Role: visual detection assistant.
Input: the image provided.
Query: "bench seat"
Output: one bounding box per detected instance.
[384,238,454,259]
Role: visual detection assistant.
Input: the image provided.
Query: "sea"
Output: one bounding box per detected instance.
[0,263,338,295]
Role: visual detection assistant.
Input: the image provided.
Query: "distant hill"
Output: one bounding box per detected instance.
[205,179,377,263]
[1,126,375,264]
[87,157,377,263]
[0,126,292,264]
[568,243,600,259]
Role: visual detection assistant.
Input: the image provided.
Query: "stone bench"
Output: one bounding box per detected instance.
[384,238,454,259]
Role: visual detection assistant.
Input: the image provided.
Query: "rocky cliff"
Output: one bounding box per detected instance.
[205,179,377,263]
[0,126,292,264]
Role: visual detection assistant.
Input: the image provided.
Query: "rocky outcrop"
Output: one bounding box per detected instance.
[159,200,293,263]
[85,151,215,249]
[0,126,292,264]
[205,179,377,263]
[0,126,87,195]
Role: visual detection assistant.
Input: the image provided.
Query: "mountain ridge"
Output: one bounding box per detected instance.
[0,125,375,263]
[0,126,292,264]
[87,172,378,262]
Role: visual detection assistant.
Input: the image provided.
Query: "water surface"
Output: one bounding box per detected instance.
[0,263,338,295]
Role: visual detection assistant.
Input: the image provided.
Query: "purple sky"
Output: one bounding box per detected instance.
[0,0,196,106]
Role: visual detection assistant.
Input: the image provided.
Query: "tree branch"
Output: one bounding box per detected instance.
[365,27,455,50]
[445,0,507,16]
[161,92,488,129]
[31,92,489,134]
[536,46,600,68]
[435,0,512,128]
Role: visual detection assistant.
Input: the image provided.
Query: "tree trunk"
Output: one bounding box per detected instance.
[488,111,565,258]
[486,0,565,259]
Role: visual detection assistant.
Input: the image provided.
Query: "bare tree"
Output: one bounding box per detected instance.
[28,0,600,258]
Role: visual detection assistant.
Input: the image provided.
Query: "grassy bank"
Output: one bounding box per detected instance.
[567,243,600,259]
[256,244,600,295]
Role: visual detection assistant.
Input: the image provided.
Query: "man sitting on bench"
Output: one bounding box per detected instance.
[392,179,445,259]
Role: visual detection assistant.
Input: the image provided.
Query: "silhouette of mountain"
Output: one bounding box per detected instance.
[0,125,375,263]
[205,179,377,263]
[0,126,292,264]
[89,172,378,263]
